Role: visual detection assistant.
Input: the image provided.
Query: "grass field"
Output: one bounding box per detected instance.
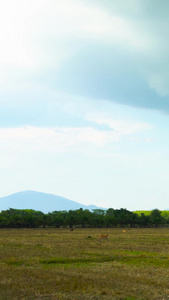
[0,228,169,299]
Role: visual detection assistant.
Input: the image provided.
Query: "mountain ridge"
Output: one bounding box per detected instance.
[0,190,105,213]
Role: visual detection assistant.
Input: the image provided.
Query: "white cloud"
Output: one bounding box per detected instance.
[86,112,153,135]
[0,0,167,104]
[0,126,118,154]
[0,0,152,73]
[0,119,153,170]
[1,0,169,109]
[144,137,154,143]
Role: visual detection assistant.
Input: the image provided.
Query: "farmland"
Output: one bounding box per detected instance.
[0,228,169,299]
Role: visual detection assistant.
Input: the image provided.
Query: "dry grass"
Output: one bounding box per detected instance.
[0,228,169,299]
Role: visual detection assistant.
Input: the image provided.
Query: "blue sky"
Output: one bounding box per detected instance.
[1,0,169,210]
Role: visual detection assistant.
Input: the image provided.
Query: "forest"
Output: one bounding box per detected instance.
[0,207,168,228]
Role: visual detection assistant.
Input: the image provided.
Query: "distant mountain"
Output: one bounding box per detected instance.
[0,190,105,213]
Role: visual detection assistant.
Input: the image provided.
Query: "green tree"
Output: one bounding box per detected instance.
[138,213,150,228]
[113,208,131,227]
[150,209,164,228]
[105,208,116,227]
[49,211,66,227]
[76,208,92,228]
[92,209,106,227]
[66,210,78,228]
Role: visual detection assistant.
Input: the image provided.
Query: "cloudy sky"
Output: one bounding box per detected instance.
[1,0,169,210]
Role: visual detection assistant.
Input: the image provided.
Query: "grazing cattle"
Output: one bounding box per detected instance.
[70,228,74,232]
[97,234,109,242]
[123,230,127,233]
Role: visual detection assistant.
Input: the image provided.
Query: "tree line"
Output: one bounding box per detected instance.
[0,207,168,228]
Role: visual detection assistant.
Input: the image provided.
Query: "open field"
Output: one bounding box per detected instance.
[0,228,169,299]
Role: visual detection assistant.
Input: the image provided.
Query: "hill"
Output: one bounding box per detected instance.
[0,190,104,213]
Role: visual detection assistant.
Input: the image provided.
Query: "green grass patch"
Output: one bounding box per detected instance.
[40,250,169,268]
[40,255,114,265]
[5,258,25,266]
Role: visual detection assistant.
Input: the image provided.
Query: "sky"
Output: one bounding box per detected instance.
[0,0,169,210]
